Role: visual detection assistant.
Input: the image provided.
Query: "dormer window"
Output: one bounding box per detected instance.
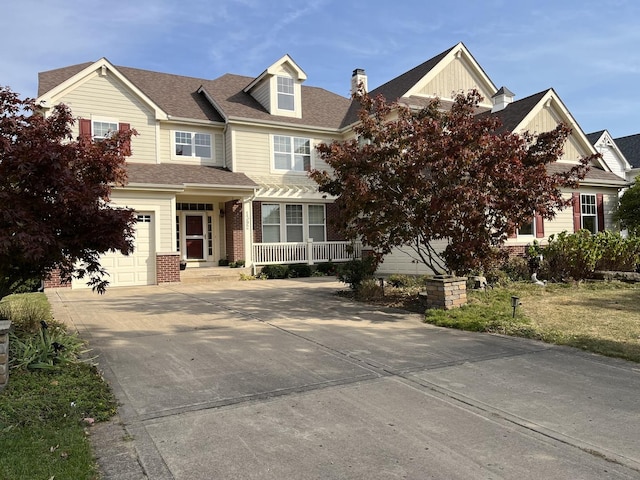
[277,76,294,111]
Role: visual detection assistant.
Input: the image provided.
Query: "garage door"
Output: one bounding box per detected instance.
[73,212,156,288]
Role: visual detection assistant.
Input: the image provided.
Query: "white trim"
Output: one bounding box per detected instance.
[404,42,498,104]
[37,58,167,121]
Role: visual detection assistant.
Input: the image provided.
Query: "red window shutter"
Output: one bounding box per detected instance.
[79,118,91,140]
[118,123,131,156]
[572,192,581,232]
[535,213,545,238]
[596,193,605,232]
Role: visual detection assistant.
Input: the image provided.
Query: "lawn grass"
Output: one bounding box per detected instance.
[0,293,118,480]
[424,281,640,362]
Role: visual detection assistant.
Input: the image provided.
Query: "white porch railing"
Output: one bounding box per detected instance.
[253,240,362,265]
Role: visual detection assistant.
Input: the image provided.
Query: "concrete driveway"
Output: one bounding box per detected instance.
[47,278,640,479]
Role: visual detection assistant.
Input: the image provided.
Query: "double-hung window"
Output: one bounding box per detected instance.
[261,204,326,243]
[174,131,212,159]
[273,135,311,172]
[277,76,295,111]
[92,120,118,141]
[581,194,597,233]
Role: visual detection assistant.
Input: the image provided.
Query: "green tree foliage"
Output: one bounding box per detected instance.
[311,88,596,275]
[615,177,640,235]
[0,87,136,297]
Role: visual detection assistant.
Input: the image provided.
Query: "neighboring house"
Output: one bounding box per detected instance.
[37,42,628,286]
[586,130,632,183]
[614,133,640,182]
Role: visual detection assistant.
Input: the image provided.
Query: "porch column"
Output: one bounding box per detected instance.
[242,197,253,267]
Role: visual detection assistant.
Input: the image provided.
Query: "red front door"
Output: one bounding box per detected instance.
[185,215,205,259]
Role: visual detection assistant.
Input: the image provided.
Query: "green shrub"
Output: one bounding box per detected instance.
[316,261,337,276]
[502,256,530,282]
[218,259,229,266]
[594,231,640,272]
[337,257,376,290]
[288,264,311,278]
[260,264,289,279]
[542,230,640,280]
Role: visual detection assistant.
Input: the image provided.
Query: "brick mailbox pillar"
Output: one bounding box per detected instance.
[423,275,467,310]
[0,320,10,393]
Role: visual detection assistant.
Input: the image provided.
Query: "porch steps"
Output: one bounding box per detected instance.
[180,266,252,284]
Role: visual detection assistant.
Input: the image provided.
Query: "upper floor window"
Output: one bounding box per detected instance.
[92,120,118,141]
[273,135,311,172]
[174,131,212,159]
[581,194,597,234]
[277,76,295,111]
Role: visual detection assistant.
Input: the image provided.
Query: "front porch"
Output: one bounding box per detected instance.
[252,240,362,266]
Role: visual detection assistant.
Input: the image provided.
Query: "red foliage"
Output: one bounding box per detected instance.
[0,87,137,295]
[311,89,596,274]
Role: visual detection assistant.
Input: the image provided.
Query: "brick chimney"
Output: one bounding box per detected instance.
[491,86,515,112]
[351,68,368,96]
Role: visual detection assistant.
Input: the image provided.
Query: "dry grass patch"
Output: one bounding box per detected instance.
[518,282,640,361]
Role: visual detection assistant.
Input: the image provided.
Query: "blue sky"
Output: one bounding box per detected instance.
[3,0,639,137]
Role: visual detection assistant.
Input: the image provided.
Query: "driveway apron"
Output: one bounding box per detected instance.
[47,278,640,479]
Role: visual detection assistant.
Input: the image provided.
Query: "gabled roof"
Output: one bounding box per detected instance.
[585,130,606,145]
[38,59,167,120]
[585,130,631,173]
[481,90,548,132]
[38,62,350,130]
[614,133,640,168]
[341,42,497,128]
[243,54,307,93]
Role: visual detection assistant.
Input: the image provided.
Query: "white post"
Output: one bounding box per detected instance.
[307,238,314,265]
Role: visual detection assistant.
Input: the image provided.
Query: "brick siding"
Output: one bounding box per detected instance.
[156,253,180,284]
[225,200,244,262]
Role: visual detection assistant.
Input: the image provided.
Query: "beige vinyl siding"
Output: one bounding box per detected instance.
[57,71,158,163]
[417,57,494,107]
[376,240,450,276]
[519,107,585,163]
[252,79,271,112]
[110,189,175,252]
[158,122,224,166]
[231,125,336,186]
[225,128,233,170]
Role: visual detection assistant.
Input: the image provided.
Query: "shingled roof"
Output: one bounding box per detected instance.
[614,133,640,168]
[546,162,627,185]
[585,130,605,145]
[479,90,549,133]
[38,61,351,129]
[125,163,257,189]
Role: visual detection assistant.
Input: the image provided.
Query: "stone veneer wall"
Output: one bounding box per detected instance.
[156,253,181,284]
[423,276,467,310]
[0,321,10,392]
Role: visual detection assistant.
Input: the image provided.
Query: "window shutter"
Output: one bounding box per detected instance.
[596,193,605,232]
[118,123,131,156]
[572,192,581,232]
[535,213,545,238]
[79,118,91,140]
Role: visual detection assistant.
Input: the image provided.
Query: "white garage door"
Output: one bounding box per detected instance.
[73,212,156,289]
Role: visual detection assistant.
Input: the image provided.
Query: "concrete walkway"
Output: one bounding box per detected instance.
[47,278,640,479]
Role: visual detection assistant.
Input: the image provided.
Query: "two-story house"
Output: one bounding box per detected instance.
[38,42,628,286]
